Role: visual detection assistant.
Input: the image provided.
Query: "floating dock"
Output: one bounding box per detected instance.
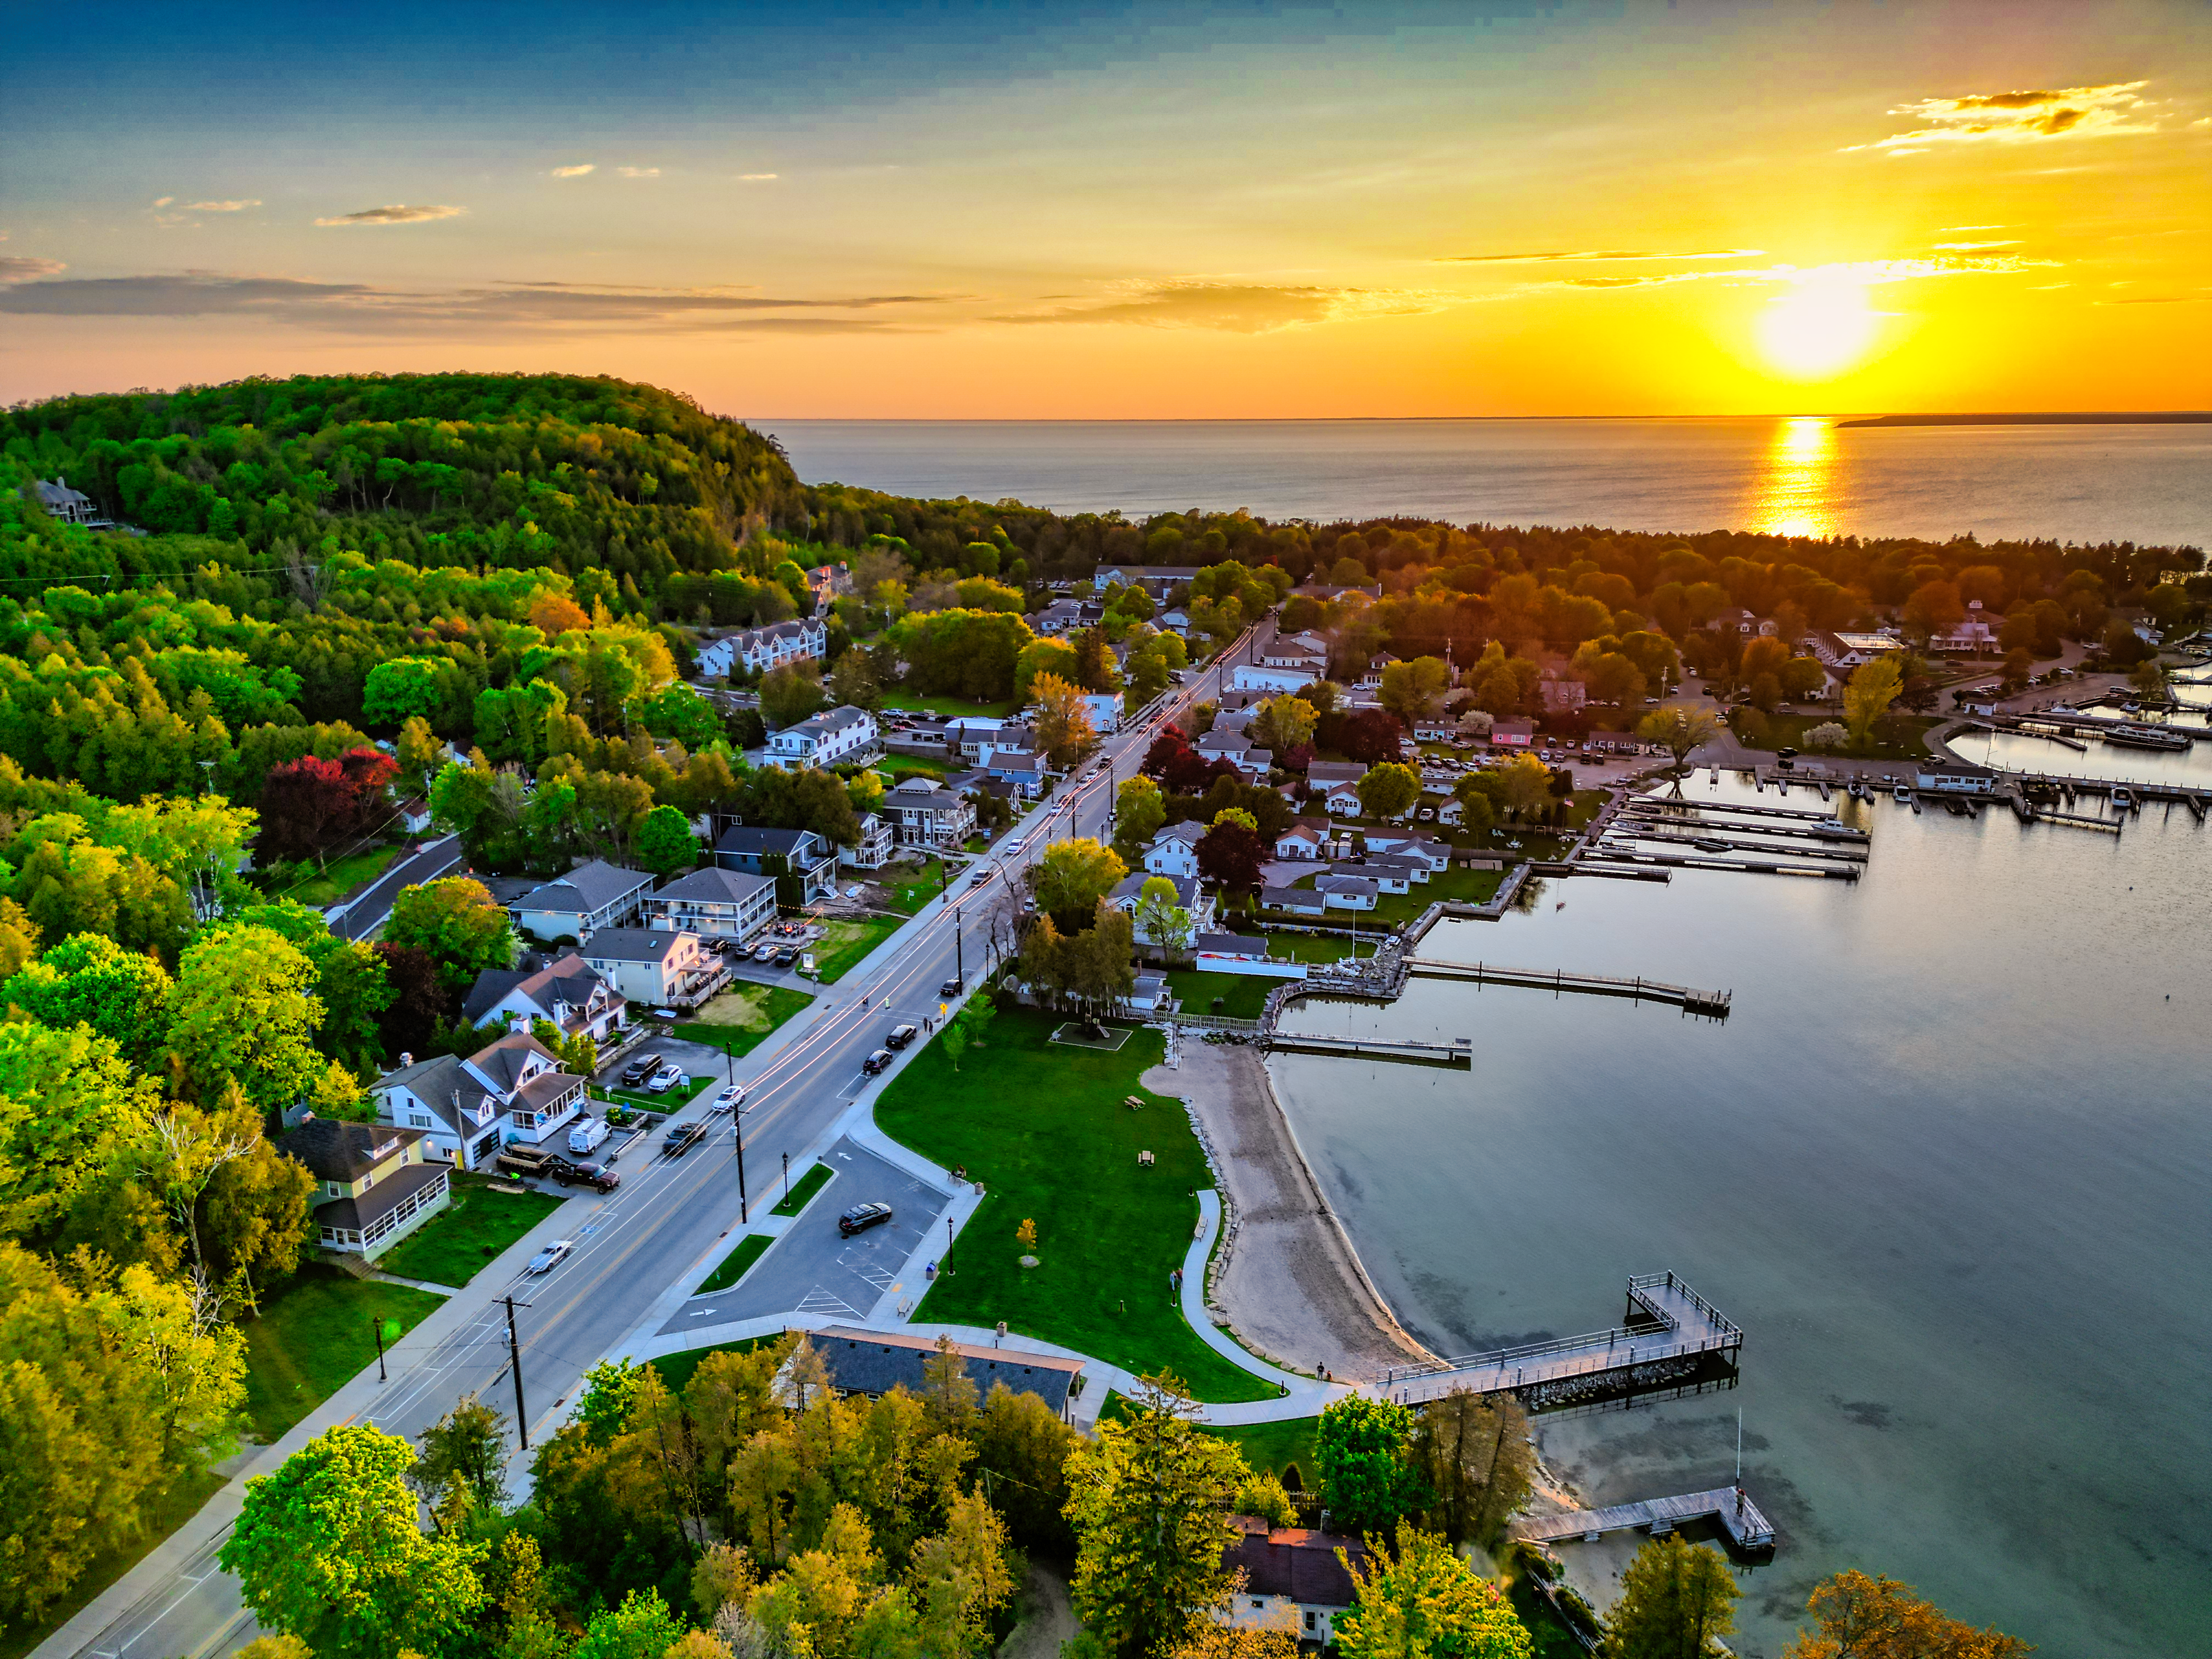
[1379,1272,1742,1412]
[1260,1032,1471,1066]
[1514,1486,1776,1552]
[1404,959,1730,1018]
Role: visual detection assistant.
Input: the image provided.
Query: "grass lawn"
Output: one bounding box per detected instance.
[1200,1415,1320,1483]
[811,915,905,983]
[0,1465,228,1659]
[772,1160,834,1216]
[1367,862,1509,924]
[1162,970,1274,1020]
[1730,709,1940,760]
[882,754,956,780]
[240,1265,447,1443]
[1243,932,1378,966]
[876,1006,1275,1403]
[650,1332,781,1395]
[697,1233,773,1293]
[878,860,951,915]
[376,1173,563,1289]
[882,690,1018,719]
[273,844,403,909]
[676,984,816,1058]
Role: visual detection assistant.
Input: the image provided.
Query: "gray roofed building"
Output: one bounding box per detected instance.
[1305,761,1366,788]
[462,951,626,1039]
[794,1326,1085,1417]
[647,865,778,938]
[715,824,838,900]
[511,859,654,942]
[1259,884,1326,916]
[1218,1520,1371,1644]
[1314,873,1379,909]
[277,1118,450,1258]
[34,477,101,525]
[372,1028,584,1170]
[1194,932,1267,958]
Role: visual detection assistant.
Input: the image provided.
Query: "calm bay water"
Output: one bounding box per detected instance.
[1267,784,2212,1658]
[760,417,2212,549]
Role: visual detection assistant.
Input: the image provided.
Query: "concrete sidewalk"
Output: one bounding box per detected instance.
[31,1200,585,1659]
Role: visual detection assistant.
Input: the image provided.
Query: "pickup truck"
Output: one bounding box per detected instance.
[496,1144,620,1192]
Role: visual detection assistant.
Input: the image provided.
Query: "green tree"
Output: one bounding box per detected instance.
[1636,703,1725,770]
[760,665,829,729]
[1114,775,1167,854]
[0,1020,157,1241]
[1315,1395,1426,1538]
[1032,672,1100,770]
[1379,657,1451,724]
[360,658,450,728]
[1014,638,1083,703]
[574,1588,687,1659]
[636,803,701,878]
[1132,876,1196,959]
[1249,695,1317,755]
[1074,625,1122,693]
[1031,838,1127,932]
[1451,780,1497,836]
[220,1424,487,1659]
[384,877,515,992]
[394,716,444,792]
[1841,658,1904,749]
[1356,763,1422,822]
[1410,1389,1534,1544]
[1333,1523,1531,1659]
[635,682,721,748]
[409,1392,511,1522]
[1065,1373,1249,1659]
[1,932,173,1063]
[167,926,326,1111]
[1604,1536,1739,1659]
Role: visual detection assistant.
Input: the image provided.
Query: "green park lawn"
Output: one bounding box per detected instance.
[1161,970,1274,1020]
[676,984,816,1057]
[240,1265,447,1442]
[881,754,956,781]
[0,1465,228,1659]
[1729,708,1940,761]
[882,690,1018,719]
[874,1006,1275,1403]
[697,1233,774,1294]
[375,1172,564,1289]
[1366,861,1510,924]
[271,844,403,909]
[1201,1415,1320,1484]
[812,915,905,983]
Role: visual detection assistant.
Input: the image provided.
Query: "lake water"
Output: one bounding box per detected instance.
[1265,783,2212,1658]
[761,417,2212,549]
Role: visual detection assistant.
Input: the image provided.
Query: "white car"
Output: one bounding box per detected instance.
[710,1083,746,1114]
[647,1064,684,1094]
[1003,838,1026,855]
[527,1240,574,1275]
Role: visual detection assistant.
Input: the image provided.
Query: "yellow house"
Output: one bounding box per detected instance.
[278,1116,452,1259]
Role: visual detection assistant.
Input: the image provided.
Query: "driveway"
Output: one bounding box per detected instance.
[658,1136,952,1329]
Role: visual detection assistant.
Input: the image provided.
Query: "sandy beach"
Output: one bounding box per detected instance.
[1143,1037,1432,1381]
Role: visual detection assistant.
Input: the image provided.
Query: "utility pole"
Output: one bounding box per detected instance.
[730,1051,749,1223]
[954,907,965,986]
[504,1296,531,1449]
[373,1317,387,1383]
[782,1150,789,1204]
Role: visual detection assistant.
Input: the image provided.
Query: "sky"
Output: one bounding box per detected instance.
[2,0,2207,417]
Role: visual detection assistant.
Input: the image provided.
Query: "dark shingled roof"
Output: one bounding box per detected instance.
[805,1326,1083,1414]
[278,1119,424,1183]
[1224,1525,1369,1607]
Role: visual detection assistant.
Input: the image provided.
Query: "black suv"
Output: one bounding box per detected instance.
[885,1023,918,1051]
[551,1160,621,1193]
[939,977,963,997]
[619,1052,663,1087]
[838,1202,894,1237]
[662,1121,707,1158]
[861,1048,894,1076]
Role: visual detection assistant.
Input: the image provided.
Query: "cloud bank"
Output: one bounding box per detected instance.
[996,280,1442,333]
[0,257,67,283]
[314,204,467,226]
[184,199,261,212]
[1849,82,2156,153]
[551,164,595,178]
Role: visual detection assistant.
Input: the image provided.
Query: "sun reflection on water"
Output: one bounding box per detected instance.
[1748,417,1841,538]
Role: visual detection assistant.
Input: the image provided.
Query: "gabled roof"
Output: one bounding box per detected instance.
[579,927,692,964]
[515,859,652,915]
[1111,871,1199,907]
[778,704,876,742]
[469,1030,561,1092]
[1151,820,1206,847]
[278,1118,422,1182]
[462,953,617,1026]
[1226,1526,1369,1606]
[717,825,827,859]
[1315,874,1378,896]
[654,866,777,905]
[1306,761,1365,786]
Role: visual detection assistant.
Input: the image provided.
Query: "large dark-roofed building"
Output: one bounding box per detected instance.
[792,1326,1086,1417]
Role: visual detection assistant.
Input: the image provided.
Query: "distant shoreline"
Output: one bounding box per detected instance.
[1835,411,2211,428]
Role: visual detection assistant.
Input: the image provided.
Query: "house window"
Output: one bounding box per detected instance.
[1304,1613,1316,1632]
[409,1113,433,1129]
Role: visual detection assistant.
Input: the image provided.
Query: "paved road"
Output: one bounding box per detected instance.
[60,627,1264,1659]
[328,833,463,941]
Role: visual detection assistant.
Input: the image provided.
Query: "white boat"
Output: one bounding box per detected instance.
[2111,786,2132,806]
[1893,786,1912,803]
[1809,817,1866,838]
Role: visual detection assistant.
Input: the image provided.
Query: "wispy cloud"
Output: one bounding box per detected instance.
[0,257,66,282]
[616,166,659,178]
[1846,82,2157,153]
[314,204,467,227]
[1931,239,2021,250]
[550,163,595,178]
[994,280,1443,333]
[0,272,941,334]
[737,173,778,182]
[151,196,174,208]
[184,199,261,212]
[1437,248,1764,265]
[1524,255,2059,294]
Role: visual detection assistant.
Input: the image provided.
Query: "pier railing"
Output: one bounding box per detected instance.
[1629,1270,1743,1342]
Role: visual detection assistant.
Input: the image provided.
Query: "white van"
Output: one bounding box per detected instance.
[567,1116,610,1155]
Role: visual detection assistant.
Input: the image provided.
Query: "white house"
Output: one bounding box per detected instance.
[1108,871,1214,945]
[1314,873,1379,910]
[1257,884,1326,917]
[727,617,829,675]
[845,812,897,870]
[646,866,779,940]
[765,705,881,771]
[1812,630,1904,669]
[1930,601,2002,655]
[1333,856,1419,894]
[1218,1518,1370,1647]
[1273,821,1331,861]
[579,928,723,1008]
[1192,933,1305,980]
[883,779,977,849]
[371,1031,588,1170]
[1142,821,1206,879]
[1156,608,1192,637]
[1079,690,1125,733]
[1915,759,2000,794]
[34,477,106,526]
[1230,662,1322,694]
[1361,832,1451,872]
[1319,779,1364,816]
[462,953,627,1042]
[510,860,656,944]
[693,634,741,680]
[278,1118,450,1260]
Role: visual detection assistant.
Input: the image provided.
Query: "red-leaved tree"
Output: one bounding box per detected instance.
[257,747,400,864]
[1197,819,1267,890]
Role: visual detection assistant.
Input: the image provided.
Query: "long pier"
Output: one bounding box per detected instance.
[1579,849,1860,881]
[1610,825,1867,862]
[1404,959,1731,1018]
[1514,1486,1776,1552]
[1261,1032,1471,1066]
[1379,1272,1742,1411]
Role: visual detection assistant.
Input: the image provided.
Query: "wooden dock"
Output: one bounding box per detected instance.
[1577,849,1859,881]
[1610,825,1867,863]
[1261,1032,1472,1066]
[1514,1486,1776,1552]
[1405,959,1731,1018]
[1379,1272,1743,1411]
[1626,797,1833,822]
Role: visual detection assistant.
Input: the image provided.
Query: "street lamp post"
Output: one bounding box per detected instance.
[729,1051,748,1224]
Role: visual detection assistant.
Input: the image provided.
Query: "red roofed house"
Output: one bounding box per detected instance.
[1220,1517,1371,1645]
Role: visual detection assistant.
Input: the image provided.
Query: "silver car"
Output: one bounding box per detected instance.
[527,1240,574,1275]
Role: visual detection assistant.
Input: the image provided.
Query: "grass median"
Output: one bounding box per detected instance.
[376,1172,564,1288]
[772,1161,834,1216]
[875,1005,1275,1403]
[697,1233,774,1294]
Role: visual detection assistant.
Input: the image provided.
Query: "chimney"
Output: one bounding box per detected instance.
[399,1052,413,1068]
[299,1111,315,1124]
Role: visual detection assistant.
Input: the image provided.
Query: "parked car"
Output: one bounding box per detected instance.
[567,1116,610,1155]
[772,945,801,966]
[939,976,964,997]
[752,943,778,962]
[551,1160,620,1193]
[885,1023,918,1051]
[838,1202,894,1237]
[861,1047,894,1076]
[647,1064,684,1094]
[710,1083,746,1114]
[619,1052,663,1087]
[663,1120,707,1158]
[527,1240,575,1274]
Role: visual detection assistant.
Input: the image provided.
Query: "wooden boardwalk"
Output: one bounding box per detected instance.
[1514,1486,1776,1551]
[1404,960,1731,1018]
[1261,1032,1472,1066]
[1379,1272,1742,1409]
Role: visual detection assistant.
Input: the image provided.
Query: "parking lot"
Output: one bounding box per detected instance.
[658,1136,953,1330]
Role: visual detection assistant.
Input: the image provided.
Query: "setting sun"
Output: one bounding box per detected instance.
[1756,275,1881,380]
